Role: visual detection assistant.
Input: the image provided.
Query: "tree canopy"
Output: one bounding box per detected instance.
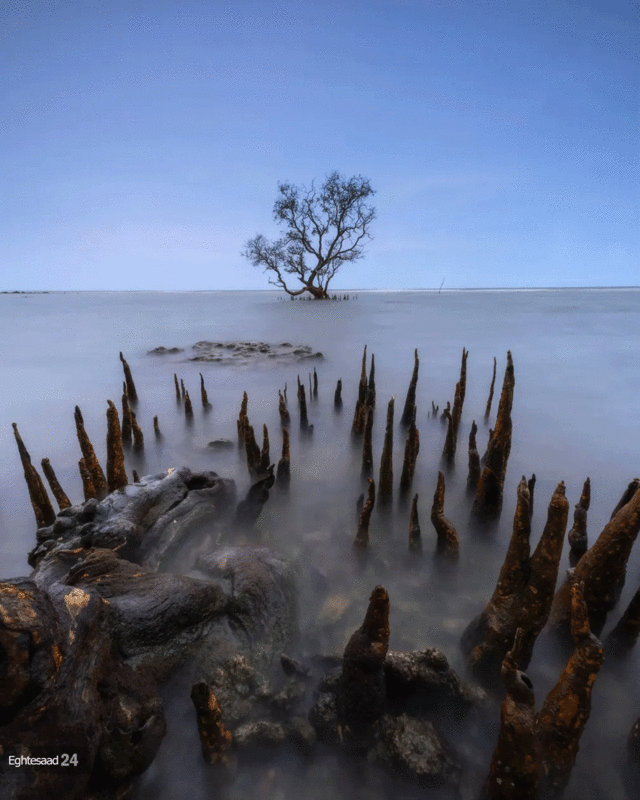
[243,171,376,299]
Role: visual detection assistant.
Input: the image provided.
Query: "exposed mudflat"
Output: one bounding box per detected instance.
[148,340,324,366]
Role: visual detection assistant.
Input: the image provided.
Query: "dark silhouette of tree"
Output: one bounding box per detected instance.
[243,171,376,299]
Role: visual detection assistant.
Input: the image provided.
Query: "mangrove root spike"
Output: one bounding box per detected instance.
[106,400,128,492]
[354,478,375,549]
[430,471,459,561]
[119,351,138,403]
[377,397,395,508]
[41,457,71,510]
[12,423,56,528]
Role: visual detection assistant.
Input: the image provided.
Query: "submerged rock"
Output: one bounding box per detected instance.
[208,438,234,450]
[369,714,460,790]
[147,346,184,355]
[384,649,488,717]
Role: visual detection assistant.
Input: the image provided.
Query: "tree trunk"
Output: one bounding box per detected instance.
[306,284,329,299]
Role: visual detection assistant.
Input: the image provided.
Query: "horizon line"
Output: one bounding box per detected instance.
[2,285,639,294]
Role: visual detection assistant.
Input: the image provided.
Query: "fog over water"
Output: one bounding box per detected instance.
[1,289,638,799]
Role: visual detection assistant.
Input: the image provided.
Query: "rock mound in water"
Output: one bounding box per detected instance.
[184,340,323,365]
[147,346,184,354]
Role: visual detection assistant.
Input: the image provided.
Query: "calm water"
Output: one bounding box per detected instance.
[1,289,639,799]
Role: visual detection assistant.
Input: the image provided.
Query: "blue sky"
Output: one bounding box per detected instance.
[1,0,638,290]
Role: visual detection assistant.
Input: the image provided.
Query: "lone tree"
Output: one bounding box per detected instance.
[243,171,376,299]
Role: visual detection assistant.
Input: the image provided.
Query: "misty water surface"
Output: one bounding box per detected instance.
[0,289,638,799]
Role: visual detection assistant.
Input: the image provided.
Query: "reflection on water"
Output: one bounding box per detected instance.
[0,289,639,799]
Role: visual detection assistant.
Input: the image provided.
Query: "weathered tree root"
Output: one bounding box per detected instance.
[233,465,275,529]
[459,345,468,403]
[41,457,71,511]
[259,424,270,476]
[237,392,248,448]
[536,582,604,800]
[400,349,419,427]
[442,347,468,462]
[276,427,290,488]
[74,405,108,500]
[190,681,233,765]
[12,423,56,528]
[121,385,133,446]
[244,422,261,478]
[528,474,536,520]
[442,381,462,462]
[78,457,96,501]
[337,585,390,737]
[399,411,419,500]
[119,351,138,403]
[278,389,290,426]
[473,352,514,522]
[106,400,128,493]
[605,585,640,657]
[482,582,602,800]
[480,629,539,800]
[351,345,368,437]
[377,397,395,509]
[297,376,310,434]
[484,356,497,421]
[408,493,422,554]
[462,480,568,685]
[568,477,590,565]
[467,420,481,492]
[354,478,375,549]
[334,379,343,410]
[200,373,210,408]
[430,471,459,561]
[131,410,144,452]
[366,353,376,409]
[548,477,640,639]
[610,479,640,520]
[0,577,166,799]
[184,390,194,419]
[361,407,374,479]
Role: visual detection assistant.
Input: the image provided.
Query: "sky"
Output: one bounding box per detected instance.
[1,0,638,291]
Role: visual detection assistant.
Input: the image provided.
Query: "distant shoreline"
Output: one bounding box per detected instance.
[1,286,638,294]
